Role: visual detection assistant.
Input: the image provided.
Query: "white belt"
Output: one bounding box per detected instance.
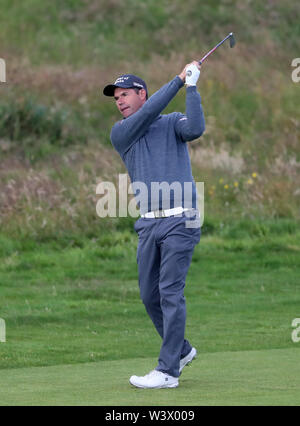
[141,207,190,219]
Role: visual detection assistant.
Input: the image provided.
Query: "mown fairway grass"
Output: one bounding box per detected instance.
[1,222,300,405]
[1,349,299,406]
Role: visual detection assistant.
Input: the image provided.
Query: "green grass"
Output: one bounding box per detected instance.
[1,349,299,406]
[1,223,300,404]
[1,0,299,65]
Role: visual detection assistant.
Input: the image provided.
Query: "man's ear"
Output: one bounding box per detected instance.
[139,89,147,101]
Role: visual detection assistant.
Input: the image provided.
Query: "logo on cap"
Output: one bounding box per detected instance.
[114,76,130,84]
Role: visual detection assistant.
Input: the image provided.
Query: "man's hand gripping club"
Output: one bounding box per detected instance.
[178,61,201,86]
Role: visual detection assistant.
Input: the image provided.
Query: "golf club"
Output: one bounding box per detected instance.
[198,32,236,65]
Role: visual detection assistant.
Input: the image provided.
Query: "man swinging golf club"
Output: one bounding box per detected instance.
[103,61,205,388]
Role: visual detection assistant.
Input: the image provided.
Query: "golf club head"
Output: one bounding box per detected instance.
[229,32,236,48]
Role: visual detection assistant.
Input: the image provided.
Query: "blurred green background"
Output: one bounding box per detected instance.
[0,0,299,240]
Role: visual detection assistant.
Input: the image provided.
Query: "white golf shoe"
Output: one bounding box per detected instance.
[179,347,197,373]
[129,370,179,389]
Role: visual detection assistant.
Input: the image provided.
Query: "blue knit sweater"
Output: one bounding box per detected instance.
[110,75,205,214]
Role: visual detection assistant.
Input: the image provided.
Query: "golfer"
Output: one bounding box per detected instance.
[103,62,205,388]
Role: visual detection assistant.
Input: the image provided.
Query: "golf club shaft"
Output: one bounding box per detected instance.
[199,33,232,65]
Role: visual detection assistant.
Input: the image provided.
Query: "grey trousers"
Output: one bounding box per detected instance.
[134,211,201,377]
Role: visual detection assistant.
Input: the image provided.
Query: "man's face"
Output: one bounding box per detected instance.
[114,87,146,118]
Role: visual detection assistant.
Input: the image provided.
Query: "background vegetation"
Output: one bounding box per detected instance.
[0,0,299,240]
[0,0,299,405]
